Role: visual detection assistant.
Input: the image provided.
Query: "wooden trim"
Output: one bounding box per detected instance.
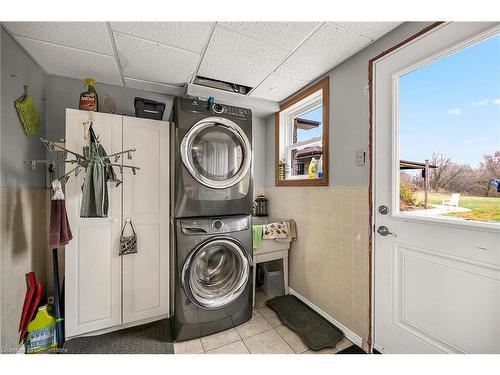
[366,21,444,351]
[275,76,330,187]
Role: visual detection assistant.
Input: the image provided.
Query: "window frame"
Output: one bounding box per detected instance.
[275,76,329,187]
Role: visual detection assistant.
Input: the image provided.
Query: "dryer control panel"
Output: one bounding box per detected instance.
[180,215,250,235]
[181,98,251,120]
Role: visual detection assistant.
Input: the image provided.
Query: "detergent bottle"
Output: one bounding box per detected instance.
[25,305,57,353]
[308,158,317,179]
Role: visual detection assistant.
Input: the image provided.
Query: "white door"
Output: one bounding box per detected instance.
[65,110,122,337]
[122,116,169,323]
[373,23,500,353]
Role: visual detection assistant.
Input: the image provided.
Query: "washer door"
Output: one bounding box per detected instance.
[182,238,250,309]
[180,117,251,189]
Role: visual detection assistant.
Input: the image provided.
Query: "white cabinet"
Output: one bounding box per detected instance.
[122,116,169,324]
[64,109,169,338]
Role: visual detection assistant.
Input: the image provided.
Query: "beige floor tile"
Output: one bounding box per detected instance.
[303,346,339,354]
[255,290,272,308]
[258,306,282,328]
[206,340,250,354]
[274,326,308,354]
[243,329,294,354]
[174,338,204,354]
[200,328,241,351]
[236,314,272,339]
[335,337,353,351]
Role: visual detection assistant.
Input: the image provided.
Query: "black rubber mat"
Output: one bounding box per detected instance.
[267,295,344,351]
[337,344,366,354]
[63,319,174,354]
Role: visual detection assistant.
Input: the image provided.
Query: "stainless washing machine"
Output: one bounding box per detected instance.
[171,97,253,218]
[172,215,253,341]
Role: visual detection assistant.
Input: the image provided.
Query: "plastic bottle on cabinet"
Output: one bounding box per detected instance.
[79,77,99,112]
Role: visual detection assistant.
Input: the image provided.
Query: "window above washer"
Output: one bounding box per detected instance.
[275,77,329,186]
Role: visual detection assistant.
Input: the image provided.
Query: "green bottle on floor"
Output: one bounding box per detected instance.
[26,305,57,353]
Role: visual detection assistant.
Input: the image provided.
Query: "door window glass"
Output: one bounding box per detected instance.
[191,124,244,181]
[398,33,500,224]
[186,240,248,308]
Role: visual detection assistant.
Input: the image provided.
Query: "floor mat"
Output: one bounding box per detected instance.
[337,344,366,354]
[63,319,174,354]
[267,295,344,351]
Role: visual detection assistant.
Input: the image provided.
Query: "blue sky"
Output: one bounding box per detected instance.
[296,107,322,142]
[400,33,500,168]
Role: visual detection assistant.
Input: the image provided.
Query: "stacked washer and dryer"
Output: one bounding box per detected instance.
[170,97,254,341]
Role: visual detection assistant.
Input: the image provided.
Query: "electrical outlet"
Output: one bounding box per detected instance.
[356,150,367,166]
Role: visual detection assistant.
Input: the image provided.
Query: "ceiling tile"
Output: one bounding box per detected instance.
[14,36,122,86]
[333,22,402,40]
[276,23,371,81]
[124,77,183,96]
[250,73,307,102]
[114,32,200,86]
[110,22,214,53]
[219,22,322,50]
[3,22,114,55]
[198,26,290,88]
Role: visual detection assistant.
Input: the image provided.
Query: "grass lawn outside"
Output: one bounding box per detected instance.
[414,192,500,223]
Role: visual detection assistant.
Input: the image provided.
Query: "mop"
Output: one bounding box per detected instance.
[49,179,73,349]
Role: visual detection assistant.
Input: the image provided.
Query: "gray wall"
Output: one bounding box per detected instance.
[252,117,266,188]
[265,22,433,187]
[44,74,176,143]
[1,28,46,187]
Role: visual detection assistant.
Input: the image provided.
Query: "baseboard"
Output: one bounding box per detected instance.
[288,288,363,348]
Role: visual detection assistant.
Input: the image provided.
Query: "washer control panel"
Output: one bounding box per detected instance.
[181,98,251,119]
[180,215,250,235]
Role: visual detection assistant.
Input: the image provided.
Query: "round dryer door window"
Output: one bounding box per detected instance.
[182,238,250,309]
[180,117,252,189]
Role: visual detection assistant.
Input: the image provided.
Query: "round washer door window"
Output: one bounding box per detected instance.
[182,238,250,309]
[180,117,251,189]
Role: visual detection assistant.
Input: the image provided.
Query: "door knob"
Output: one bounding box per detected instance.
[377,226,397,237]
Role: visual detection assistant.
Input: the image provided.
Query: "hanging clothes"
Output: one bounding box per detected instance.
[49,180,73,248]
[80,124,119,218]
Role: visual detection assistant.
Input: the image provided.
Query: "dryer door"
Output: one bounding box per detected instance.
[180,117,251,189]
[182,237,250,309]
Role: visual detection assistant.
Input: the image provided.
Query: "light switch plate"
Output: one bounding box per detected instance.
[356,150,367,166]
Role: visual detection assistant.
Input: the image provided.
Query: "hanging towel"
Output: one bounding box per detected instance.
[80,125,117,217]
[253,225,263,250]
[49,180,73,248]
[288,219,297,239]
[263,221,289,240]
[14,86,40,136]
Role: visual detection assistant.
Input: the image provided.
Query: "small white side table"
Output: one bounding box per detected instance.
[252,240,290,307]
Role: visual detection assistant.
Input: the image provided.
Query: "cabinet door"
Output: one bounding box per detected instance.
[64,109,122,337]
[122,116,169,324]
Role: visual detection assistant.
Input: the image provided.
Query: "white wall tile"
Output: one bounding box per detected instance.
[198,26,290,87]
[220,22,322,50]
[110,22,214,53]
[276,23,371,81]
[114,32,200,86]
[4,22,114,55]
[14,36,122,86]
[250,73,307,102]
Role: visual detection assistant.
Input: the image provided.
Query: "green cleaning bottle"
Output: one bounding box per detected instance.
[25,305,57,354]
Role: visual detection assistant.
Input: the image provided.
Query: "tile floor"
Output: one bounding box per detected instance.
[173,291,353,354]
